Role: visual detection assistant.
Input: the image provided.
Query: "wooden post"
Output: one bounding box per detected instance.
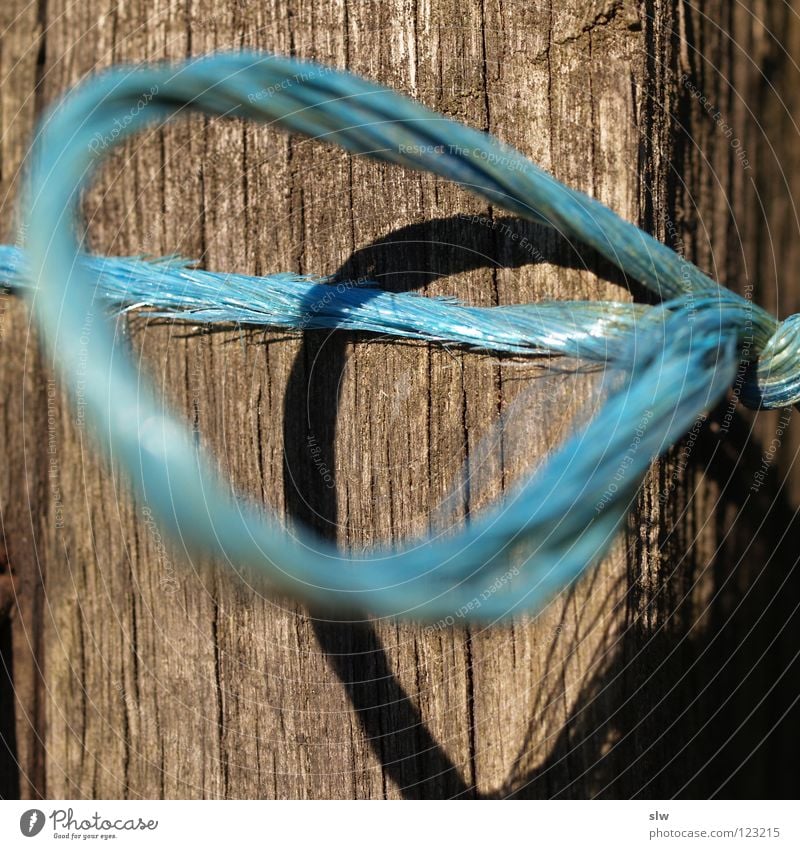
[1,0,798,798]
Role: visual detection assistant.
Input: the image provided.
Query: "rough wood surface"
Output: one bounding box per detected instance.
[1,0,798,799]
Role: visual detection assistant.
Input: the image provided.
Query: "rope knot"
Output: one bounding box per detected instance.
[741,313,800,409]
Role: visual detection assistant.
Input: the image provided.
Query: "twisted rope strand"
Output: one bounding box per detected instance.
[0,245,668,362]
[17,52,796,621]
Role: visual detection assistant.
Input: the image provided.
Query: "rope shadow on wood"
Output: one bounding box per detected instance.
[281,216,799,798]
[281,214,651,798]
[496,408,800,798]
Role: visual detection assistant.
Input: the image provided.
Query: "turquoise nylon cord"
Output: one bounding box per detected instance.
[15,52,799,621]
[0,247,697,363]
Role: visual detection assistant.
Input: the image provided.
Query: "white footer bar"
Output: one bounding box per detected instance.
[1,799,796,848]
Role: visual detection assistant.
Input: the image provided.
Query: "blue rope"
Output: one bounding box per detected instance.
[15,52,798,621]
[0,247,679,362]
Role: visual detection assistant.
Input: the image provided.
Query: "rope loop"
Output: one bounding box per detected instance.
[18,52,796,621]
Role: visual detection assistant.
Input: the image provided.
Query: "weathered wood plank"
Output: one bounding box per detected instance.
[1,0,797,799]
[0,0,49,799]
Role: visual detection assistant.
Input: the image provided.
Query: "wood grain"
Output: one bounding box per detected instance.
[1,0,798,799]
